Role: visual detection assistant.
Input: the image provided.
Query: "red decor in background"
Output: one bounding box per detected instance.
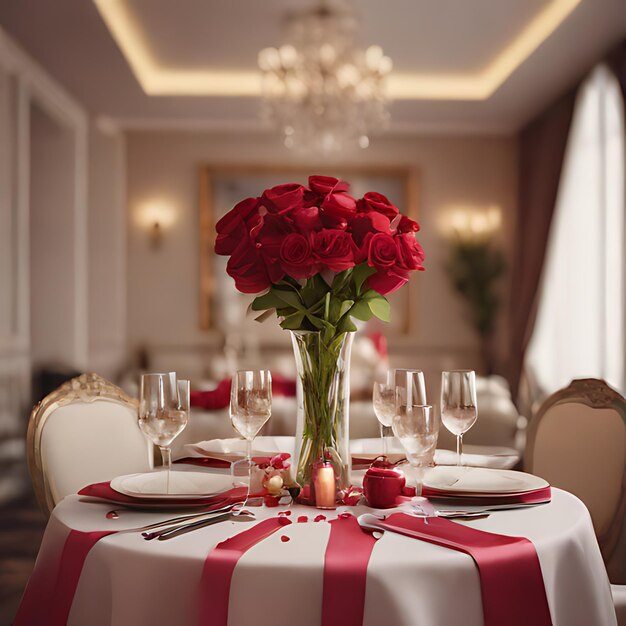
[190,373,296,410]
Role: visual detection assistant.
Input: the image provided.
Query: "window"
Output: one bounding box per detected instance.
[526,65,625,394]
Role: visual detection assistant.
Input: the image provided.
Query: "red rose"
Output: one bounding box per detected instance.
[396,233,425,271]
[215,197,259,255]
[226,237,271,294]
[254,213,293,283]
[321,191,357,221]
[367,232,398,269]
[313,229,358,272]
[367,267,410,296]
[357,192,399,220]
[291,206,323,233]
[396,215,420,233]
[261,183,305,214]
[280,233,317,279]
[308,175,350,196]
[349,212,391,247]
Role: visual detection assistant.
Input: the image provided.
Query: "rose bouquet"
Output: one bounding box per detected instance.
[215,175,424,503]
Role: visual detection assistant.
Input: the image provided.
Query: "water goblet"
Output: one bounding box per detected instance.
[139,372,189,494]
[230,370,272,478]
[373,380,395,455]
[392,369,427,406]
[392,400,439,496]
[441,370,478,466]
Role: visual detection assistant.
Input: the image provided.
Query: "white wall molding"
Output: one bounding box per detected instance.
[0,25,90,372]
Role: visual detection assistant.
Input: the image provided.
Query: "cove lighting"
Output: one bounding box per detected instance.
[93,0,581,100]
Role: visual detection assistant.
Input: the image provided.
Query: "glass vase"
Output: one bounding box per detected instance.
[290,330,353,505]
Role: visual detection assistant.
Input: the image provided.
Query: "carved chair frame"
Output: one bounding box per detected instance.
[26,373,138,515]
[525,378,626,565]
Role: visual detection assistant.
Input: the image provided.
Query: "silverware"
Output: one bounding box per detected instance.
[149,510,256,541]
[426,502,548,515]
[433,511,490,520]
[100,503,241,537]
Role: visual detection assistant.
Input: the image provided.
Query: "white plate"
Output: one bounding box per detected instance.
[110,471,236,499]
[349,438,519,470]
[422,466,548,495]
[186,436,295,460]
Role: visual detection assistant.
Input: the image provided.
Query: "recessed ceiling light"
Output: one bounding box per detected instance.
[93,0,581,100]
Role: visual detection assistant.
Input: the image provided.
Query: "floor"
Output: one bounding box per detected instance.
[0,493,46,626]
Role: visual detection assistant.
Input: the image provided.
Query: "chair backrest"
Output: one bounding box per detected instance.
[27,373,153,514]
[525,378,626,542]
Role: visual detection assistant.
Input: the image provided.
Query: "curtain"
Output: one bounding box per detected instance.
[509,39,626,402]
[507,89,577,401]
[526,65,625,395]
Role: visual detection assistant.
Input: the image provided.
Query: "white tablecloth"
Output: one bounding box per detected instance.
[35,487,615,626]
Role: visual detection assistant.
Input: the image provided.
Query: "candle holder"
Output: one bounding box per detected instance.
[313,459,337,509]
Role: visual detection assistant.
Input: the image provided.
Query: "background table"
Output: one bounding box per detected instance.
[32,487,615,626]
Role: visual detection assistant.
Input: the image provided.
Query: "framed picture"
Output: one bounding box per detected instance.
[199,165,419,340]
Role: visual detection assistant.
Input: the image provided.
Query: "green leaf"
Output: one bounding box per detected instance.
[332,268,352,291]
[251,292,284,311]
[368,296,391,322]
[279,311,305,330]
[339,299,354,318]
[353,263,377,294]
[361,289,379,300]
[350,300,374,321]
[273,288,303,309]
[305,312,335,333]
[336,316,357,333]
[301,274,330,308]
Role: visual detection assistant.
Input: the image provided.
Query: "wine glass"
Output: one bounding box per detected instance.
[230,370,272,473]
[392,369,427,406]
[372,380,395,455]
[441,370,477,466]
[139,372,189,494]
[392,399,439,496]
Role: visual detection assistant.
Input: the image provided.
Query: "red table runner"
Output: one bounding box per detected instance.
[375,512,553,626]
[198,517,292,626]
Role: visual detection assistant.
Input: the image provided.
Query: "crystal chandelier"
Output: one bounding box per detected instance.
[258,1,392,153]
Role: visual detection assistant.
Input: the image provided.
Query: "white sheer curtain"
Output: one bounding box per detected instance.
[526,65,625,395]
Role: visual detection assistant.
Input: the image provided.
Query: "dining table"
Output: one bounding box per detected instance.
[15,476,617,626]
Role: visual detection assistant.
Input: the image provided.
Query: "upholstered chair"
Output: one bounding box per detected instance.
[525,378,626,585]
[27,373,153,514]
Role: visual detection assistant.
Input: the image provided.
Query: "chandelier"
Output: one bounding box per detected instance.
[257,1,392,153]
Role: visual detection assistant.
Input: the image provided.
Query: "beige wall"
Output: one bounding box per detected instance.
[126,131,517,384]
[87,123,127,378]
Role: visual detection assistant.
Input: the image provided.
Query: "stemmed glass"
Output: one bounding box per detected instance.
[139,372,189,494]
[392,369,427,406]
[441,370,478,466]
[392,399,439,496]
[373,380,395,455]
[230,370,272,475]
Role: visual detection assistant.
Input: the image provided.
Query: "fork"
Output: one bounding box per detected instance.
[147,509,256,541]
[101,502,241,537]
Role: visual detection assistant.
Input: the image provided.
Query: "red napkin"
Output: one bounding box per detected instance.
[174,456,274,469]
[375,513,553,626]
[78,481,249,509]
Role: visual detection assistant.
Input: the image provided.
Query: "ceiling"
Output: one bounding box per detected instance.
[0,0,624,133]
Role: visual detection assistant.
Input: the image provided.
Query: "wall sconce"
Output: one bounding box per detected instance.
[135,200,177,250]
[441,204,502,243]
